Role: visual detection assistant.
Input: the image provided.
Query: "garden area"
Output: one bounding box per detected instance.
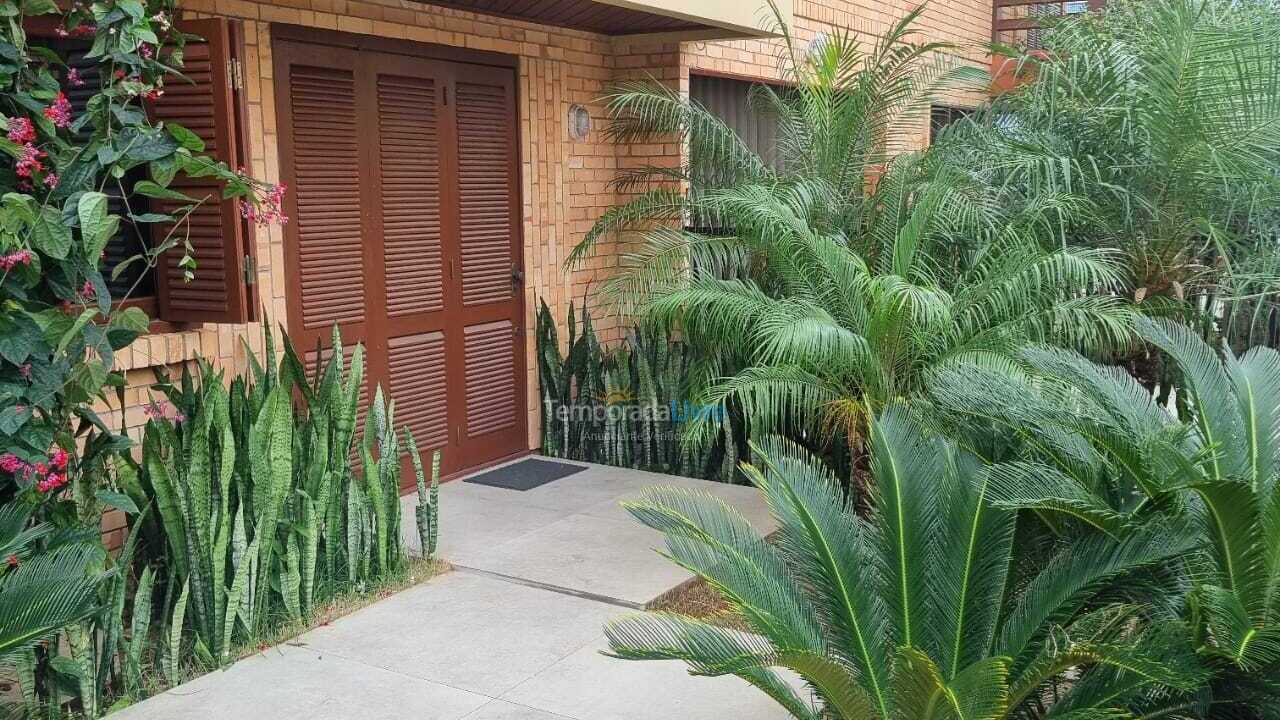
[0,0,440,714]
[544,0,1280,717]
[1,0,1278,716]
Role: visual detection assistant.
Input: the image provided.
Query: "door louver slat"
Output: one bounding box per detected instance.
[388,332,449,451]
[289,64,366,330]
[377,75,443,317]
[464,320,517,437]
[456,82,514,307]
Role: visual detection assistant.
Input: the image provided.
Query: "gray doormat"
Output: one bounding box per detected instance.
[464,458,587,491]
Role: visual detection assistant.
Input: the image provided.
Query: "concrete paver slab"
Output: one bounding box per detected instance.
[301,572,616,695]
[458,512,687,606]
[110,645,489,720]
[461,700,577,719]
[502,638,798,720]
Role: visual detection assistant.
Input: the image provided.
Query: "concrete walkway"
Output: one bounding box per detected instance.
[112,457,793,720]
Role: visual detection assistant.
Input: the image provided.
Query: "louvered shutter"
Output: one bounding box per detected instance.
[453,68,524,455]
[283,56,366,337]
[150,18,255,324]
[374,63,450,456]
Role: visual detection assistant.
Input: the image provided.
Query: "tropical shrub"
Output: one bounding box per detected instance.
[605,410,1206,719]
[1,0,277,714]
[570,7,1133,458]
[536,298,742,482]
[121,326,441,679]
[945,0,1280,358]
[928,316,1280,713]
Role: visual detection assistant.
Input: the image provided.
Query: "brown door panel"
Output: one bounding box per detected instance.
[276,32,526,480]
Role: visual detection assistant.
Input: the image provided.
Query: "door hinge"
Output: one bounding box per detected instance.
[243,255,255,285]
[227,58,243,91]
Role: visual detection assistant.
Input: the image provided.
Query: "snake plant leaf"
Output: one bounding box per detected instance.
[126,565,155,692]
[165,579,189,686]
[223,535,259,659]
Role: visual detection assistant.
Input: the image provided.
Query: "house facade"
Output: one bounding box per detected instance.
[98,0,1007,500]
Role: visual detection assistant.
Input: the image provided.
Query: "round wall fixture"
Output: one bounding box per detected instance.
[568,104,591,141]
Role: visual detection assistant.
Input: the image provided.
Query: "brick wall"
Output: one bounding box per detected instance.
[103,0,995,464]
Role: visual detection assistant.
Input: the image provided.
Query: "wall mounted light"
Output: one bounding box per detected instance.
[568,104,591,141]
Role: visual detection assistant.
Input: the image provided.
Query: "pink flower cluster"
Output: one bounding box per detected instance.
[6,117,35,144]
[67,68,85,87]
[143,401,186,424]
[0,448,70,494]
[240,183,289,226]
[0,250,33,271]
[43,92,73,129]
[78,280,96,301]
[54,24,96,38]
[16,143,46,179]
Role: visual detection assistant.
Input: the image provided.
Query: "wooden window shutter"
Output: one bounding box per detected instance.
[150,18,256,324]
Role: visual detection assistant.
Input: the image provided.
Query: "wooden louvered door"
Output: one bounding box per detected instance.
[369,53,451,471]
[276,41,370,371]
[448,64,525,470]
[276,35,525,479]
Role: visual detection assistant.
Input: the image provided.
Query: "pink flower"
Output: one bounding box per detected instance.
[6,555,18,568]
[79,280,95,300]
[139,43,153,59]
[143,401,186,424]
[36,472,66,493]
[0,454,26,474]
[6,117,35,144]
[50,448,69,470]
[17,363,32,380]
[43,173,59,189]
[70,24,96,38]
[67,68,84,87]
[0,250,34,270]
[43,92,73,129]
[16,144,45,178]
[241,183,289,226]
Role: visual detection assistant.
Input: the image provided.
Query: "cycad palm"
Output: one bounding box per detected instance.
[928,317,1280,712]
[0,503,104,661]
[606,410,1205,719]
[572,7,1133,450]
[944,0,1280,350]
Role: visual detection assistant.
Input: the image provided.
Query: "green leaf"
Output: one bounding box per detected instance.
[0,313,43,364]
[149,155,178,187]
[128,212,175,224]
[19,0,57,14]
[133,181,196,202]
[95,490,140,515]
[0,404,32,435]
[56,309,99,356]
[77,191,113,259]
[166,123,205,152]
[106,307,150,350]
[31,205,73,259]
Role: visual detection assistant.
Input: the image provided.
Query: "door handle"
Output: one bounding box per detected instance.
[511,265,524,286]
